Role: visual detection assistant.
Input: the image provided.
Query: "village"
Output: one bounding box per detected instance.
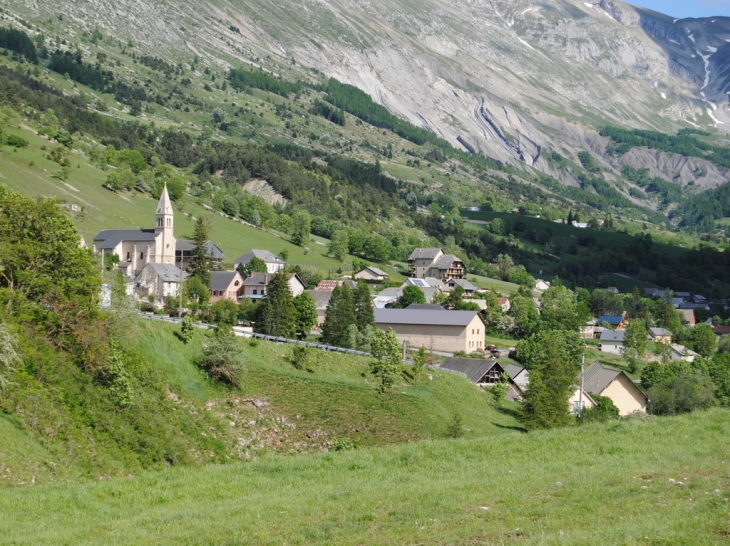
[92,187,730,419]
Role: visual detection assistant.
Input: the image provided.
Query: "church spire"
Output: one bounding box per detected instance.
[155,183,173,231]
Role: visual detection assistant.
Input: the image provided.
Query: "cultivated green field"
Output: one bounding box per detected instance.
[1,409,728,544]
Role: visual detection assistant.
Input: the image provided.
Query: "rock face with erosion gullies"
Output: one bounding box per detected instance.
[9,0,730,182]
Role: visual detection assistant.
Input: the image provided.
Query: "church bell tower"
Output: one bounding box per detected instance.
[155,184,176,265]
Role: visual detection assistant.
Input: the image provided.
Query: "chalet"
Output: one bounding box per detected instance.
[439,358,505,386]
[175,240,224,271]
[374,308,486,353]
[600,330,626,354]
[648,327,672,344]
[583,362,647,416]
[597,313,629,330]
[305,290,333,327]
[677,309,696,326]
[241,273,306,301]
[133,262,187,300]
[209,271,244,303]
[446,278,478,297]
[94,186,176,277]
[233,249,285,274]
[354,266,389,281]
[407,248,465,282]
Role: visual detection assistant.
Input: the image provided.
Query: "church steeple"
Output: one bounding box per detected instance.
[154,184,176,265]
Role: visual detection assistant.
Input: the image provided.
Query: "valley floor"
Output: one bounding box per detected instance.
[1,409,728,545]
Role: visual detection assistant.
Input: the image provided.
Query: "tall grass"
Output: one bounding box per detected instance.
[1,409,727,544]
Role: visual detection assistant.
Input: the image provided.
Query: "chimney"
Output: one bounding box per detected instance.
[264,274,268,284]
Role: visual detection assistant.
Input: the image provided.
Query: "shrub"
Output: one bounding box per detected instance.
[331,437,356,452]
[179,315,195,344]
[647,373,716,415]
[5,134,28,148]
[445,413,465,438]
[198,328,244,386]
[578,394,619,423]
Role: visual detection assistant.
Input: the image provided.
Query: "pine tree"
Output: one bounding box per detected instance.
[353,280,374,330]
[321,284,356,346]
[254,271,295,337]
[189,216,211,287]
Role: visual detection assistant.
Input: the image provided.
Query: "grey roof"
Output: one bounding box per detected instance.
[176,240,224,260]
[378,287,402,299]
[375,308,483,327]
[94,229,157,250]
[448,278,477,291]
[600,330,626,342]
[210,271,241,291]
[583,361,623,395]
[406,303,446,310]
[242,272,269,286]
[504,363,527,381]
[305,290,333,310]
[408,248,443,261]
[432,254,463,270]
[234,249,284,264]
[439,358,502,383]
[648,327,671,337]
[404,278,430,288]
[138,262,187,282]
[360,266,388,277]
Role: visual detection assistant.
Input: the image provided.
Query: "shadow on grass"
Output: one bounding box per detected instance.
[491,404,528,432]
[492,422,528,433]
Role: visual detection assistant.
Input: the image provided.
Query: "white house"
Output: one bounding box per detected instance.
[534,279,551,291]
[234,249,286,274]
[600,330,626,354]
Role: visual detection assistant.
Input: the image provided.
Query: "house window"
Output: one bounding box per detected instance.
[140,252,144,259]
[126,252,130,261]
[253,289,257,295]
[234,281,240,287]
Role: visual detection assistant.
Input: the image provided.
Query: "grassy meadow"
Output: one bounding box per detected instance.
[1,408,728,545]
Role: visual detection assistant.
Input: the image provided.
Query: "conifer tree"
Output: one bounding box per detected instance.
[321,284,356,346]
[254,271,295,337]
[189,216,211,287]
[353,280,374,330]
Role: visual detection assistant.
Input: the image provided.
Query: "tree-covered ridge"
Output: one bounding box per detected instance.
[600,125,730,170]
[227,67,303,97]
[673,182,730,232]
[48,50,114,91]
[0,25,38,63]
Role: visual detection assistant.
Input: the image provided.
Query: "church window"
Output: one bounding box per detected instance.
[167,218,171,227]
[157,218,162,227]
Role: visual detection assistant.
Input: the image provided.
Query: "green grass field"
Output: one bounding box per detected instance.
[1,408,728,544]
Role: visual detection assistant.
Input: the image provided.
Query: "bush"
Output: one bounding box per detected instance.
[330,437,356,452]
[578,394,619,423]
[445,413,465,438]
[5,134,28,148]
[289,345,314,372]
[198,328,244,386]
[179,315,195,344]
[647,373,716,415]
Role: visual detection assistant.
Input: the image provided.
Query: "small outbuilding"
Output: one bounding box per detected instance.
[354,266,389,281]
[439,358,505,386]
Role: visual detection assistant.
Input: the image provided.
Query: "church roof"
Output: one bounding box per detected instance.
[156,184,173,215]
[93,229,157,250]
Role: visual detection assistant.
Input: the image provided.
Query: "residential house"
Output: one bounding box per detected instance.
[354,266,389,281]
[374,308,486,353]
[373,280,442,308]
[606,287,619,294]
[583,361,647,416]
[94,186,176,277]
[209,271,244,303]
[305,290,333,327]
[600,330,626,354]
[403,277,448,292]
[568,387,596,415]
[439,358,505,386]
[713,325,730,339]
[503,364,596,412]
[580,320,597,339]
[175,240,224,271]
[134,262,187,300]
[498,297,511,312]
[233,249,286,274]
[406,303,446,310]
[446,278,478,297]
[669,344,698,363]
[677,309,696,326]
[534,279,551,291]
[571,221,590,229]
[407,248,465,282]
[597,313,629,330]
[648,327,672,344]
[241,273,306,302]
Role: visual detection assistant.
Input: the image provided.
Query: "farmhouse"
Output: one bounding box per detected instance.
[133,262,187,300]
[241,273,305,301]
[233,249,285,274]
[439,358,505,386]
[209,271,244,303]
[583,362,647,416]
[600,330,626,354]
[407,248,465,282]
[374,308,485,353]
[354,266,389,281]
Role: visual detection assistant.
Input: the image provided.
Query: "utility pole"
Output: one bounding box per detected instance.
[178,255,183,319]
[579,354,585,416]
[100,248,105,274]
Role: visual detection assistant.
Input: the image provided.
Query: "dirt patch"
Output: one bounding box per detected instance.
[242,179,289,206]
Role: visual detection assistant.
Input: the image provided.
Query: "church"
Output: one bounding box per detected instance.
[93,186,177,277]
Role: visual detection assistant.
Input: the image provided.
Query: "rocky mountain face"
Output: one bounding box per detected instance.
[9,0,730,183]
